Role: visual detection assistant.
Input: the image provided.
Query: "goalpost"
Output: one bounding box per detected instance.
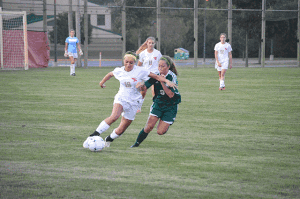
[0,9,28,70]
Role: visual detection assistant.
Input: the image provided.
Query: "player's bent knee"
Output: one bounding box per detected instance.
[157,130,167,135]
[145,125,155,133]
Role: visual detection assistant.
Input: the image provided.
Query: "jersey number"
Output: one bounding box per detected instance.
[124,82,132,88]
[160,90,165,95]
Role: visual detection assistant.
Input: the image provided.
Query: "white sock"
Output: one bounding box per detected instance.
[96,121,110,134]
[110,129,120,139]
[71,64,75,74]
[70,65,72,75]
[220,80,225,87]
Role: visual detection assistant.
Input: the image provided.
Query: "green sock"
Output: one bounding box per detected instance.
[135,128,148,145]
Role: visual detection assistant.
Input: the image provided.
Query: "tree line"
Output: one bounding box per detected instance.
[50,0,298,58]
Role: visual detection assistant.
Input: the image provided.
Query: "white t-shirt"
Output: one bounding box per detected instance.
[113,65,150,104]
[138,49,162,74]
[214,42,232,63]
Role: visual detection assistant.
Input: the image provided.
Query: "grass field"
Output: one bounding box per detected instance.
[0,66,299,199]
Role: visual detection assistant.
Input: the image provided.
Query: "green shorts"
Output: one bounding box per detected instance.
[150,103,178,124]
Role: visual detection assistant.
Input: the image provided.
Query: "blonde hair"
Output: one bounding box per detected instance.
[123,51,138,61]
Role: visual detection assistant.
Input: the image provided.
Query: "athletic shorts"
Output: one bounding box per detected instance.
[149,103,178,125]
[215,61,228,71]
[114,95,143,121]
[68,52,78,59]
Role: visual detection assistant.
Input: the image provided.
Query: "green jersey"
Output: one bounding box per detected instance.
[145,70,181,110]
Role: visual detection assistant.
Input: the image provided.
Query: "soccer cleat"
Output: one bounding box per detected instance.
[219,87,225,91]
[71,73,76,76]
[90,131,100,137]
[105,136,114,148]
[130,142,140,148]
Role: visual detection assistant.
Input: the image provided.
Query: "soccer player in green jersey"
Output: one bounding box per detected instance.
[131,55,181,148]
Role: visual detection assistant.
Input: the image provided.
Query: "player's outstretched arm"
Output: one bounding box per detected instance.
[99,72,114,88]
[148,72,177,89]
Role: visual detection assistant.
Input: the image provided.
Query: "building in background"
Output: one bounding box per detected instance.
[1,0,122,59]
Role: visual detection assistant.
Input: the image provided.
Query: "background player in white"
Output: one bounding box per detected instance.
[83,52,177,148]
[214,33,232,90]
[136,37,162,98]
[64,29,83,76]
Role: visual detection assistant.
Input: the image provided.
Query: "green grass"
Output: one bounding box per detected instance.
[0,66,299,199]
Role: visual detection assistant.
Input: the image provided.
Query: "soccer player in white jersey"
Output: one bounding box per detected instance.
[214,33,232,90]
[136,37,162,98]
[64,29,83,76]
[83,52,177,148]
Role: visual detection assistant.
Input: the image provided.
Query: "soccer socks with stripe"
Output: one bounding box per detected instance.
[106,129,120,142]
[94,121,110,135]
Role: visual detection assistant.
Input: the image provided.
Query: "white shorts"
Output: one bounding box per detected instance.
[68,52,78,59]
[215,61,228,71]
[113,95,143,121]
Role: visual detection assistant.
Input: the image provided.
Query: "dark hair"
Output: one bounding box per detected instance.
[160,55,178,75]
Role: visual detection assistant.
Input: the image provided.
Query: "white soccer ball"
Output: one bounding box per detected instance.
[88,136,105,152]
[83,136,94,149]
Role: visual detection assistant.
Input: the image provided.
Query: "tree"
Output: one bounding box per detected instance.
[49,12,92,45]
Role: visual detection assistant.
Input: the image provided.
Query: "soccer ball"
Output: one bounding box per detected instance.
[83,136,94,149]
[88,136,105,152]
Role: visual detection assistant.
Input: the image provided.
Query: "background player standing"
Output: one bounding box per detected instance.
[64,29,83,76]
[214,33,232,90]
[136,37,162,98]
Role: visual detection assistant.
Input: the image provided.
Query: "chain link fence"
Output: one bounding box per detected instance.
[1,0,298,67]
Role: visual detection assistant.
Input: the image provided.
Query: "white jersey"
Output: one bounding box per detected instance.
[138,49,162,74]
[113,65,150,104]
[214,42,232,63]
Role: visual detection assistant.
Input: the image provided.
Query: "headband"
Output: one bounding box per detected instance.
[160,57,170,66]
[124,54,137,61]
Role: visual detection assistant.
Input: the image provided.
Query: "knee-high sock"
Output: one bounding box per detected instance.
[135,128,148,145]
[220,80,225,87]
[71,64,75,74]
[96,121,110,134]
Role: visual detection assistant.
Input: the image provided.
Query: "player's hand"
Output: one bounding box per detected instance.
[136,81,145,91]
[100,82,106,88]
[79,49,83,56]
[229,65,232,69]
[166,80,177,89]
[64,51,68,57]
[218,62,222,67]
